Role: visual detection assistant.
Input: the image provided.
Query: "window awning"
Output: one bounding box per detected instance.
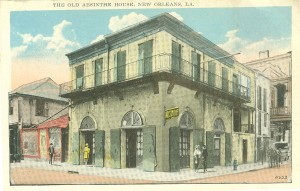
[37,114,69,129]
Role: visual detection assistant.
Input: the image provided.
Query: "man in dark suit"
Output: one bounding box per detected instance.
[202,145,208,173]
[48,143,55,165]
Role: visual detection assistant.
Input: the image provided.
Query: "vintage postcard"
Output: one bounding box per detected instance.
[1,0,300,191]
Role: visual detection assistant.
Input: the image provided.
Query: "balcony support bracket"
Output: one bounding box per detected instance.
[152,80,159,94]
[167,82,175,94]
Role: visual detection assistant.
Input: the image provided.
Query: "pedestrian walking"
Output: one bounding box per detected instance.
[84,143,90,165]
[48,143,54,165]
[202,145,208,173]
[193,145,202,172]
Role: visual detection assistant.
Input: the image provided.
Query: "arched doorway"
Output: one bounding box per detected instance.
[121,110,143,168]
[80,116,95,165]
[179,111,194,169]
[213,117,225,166]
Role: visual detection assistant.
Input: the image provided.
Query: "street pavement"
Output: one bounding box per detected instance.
[10,159,291,183]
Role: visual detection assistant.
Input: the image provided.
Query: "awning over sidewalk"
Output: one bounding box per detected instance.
[37,114,69,129]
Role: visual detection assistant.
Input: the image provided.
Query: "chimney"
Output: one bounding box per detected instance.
[259,50,269,59]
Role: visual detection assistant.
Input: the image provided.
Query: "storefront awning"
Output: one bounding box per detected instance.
[37,114,69,129]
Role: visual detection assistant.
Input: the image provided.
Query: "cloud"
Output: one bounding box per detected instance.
[169,12,184,21]
[11,20,80,90]
[108,12,148,32]
[218,29,291,62]
[90,34,104,44]
[12,20,80,59]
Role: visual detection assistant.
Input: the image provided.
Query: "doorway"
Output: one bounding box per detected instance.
[84,131,94,165]
[179,129,190,168]
[243,139,248,164]
[126,129,137,168]
[213,134,221,166]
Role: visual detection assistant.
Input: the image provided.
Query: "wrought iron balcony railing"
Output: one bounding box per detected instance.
[59,53,250,101]
[270,106,291,116]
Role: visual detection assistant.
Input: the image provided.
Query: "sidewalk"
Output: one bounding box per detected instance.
[10,159,289,182]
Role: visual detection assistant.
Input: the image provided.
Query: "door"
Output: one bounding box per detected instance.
[95,130,105,167]
[169,126,180,172]
[126,129,137,168]
[213,134,221,166]
[243,139,248,164]
[225,133,232,166]
[179,129,190,168]
[110,129,121,168]
[71,132,79,165]
[143,126,156,172]
[206,131,215,168]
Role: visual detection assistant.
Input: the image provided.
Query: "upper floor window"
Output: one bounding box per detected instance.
[222,67,229,92]
[191,51,201,81]
[240,73,250,98]
[258,86,262,110]
[263,88,267,112]
[233,109,241,132]
[138,40,153,75]
[172,41,182,73]
[9,99,13,115]
[36,99,48,117]
[208,61,216,87]
[114,50,126,82]
[94,58,103,86]
[76,65,84,89]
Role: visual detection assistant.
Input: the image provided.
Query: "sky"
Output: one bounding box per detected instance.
[10,7,291,90]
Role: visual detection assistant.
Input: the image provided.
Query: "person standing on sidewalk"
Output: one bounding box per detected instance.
[202,145,208,173]
[193,145,202,172]
[48,143,54,165]
[84,143,90,165]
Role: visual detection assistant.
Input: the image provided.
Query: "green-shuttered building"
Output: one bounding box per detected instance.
[59,13,256,172]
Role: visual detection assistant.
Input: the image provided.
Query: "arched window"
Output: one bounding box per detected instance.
[121,110,143,127]
[214,117,225,134]
[80,116,95,130]
[179,111,194,129]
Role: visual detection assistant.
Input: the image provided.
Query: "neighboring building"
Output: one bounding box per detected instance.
[60,13,256,172]
[253,70,271,163]
[244,51,292,148]
[37,114,69,162]
[9,77,69,161]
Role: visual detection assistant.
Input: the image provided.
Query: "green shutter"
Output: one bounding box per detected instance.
[169,126,180,172]
[117,51,126,81]
[110,129,121,169]
[138,43,144,75]
[222,67,228,92]
[172,41,181,72]
[71,132,79,165]
[206,131,214,168]
[144,40,153,75]
[95,130,105,167]
[192,52,200,81]
[143,126,156,172]
[95,59,103,86]
[208,61,216,87]
[225,133,232,166]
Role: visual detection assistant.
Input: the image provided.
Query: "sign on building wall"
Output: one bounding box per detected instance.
[165,107,179,120]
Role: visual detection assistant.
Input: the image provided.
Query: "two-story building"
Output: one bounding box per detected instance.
[9,77,69,162]
[60,13,256,172]
[253,69,271,163]
[244,51,292,149]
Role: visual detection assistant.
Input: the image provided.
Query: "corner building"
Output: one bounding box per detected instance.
[60,13,255,172]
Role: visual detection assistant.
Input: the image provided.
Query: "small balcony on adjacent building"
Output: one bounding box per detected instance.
[59,53,250,103]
